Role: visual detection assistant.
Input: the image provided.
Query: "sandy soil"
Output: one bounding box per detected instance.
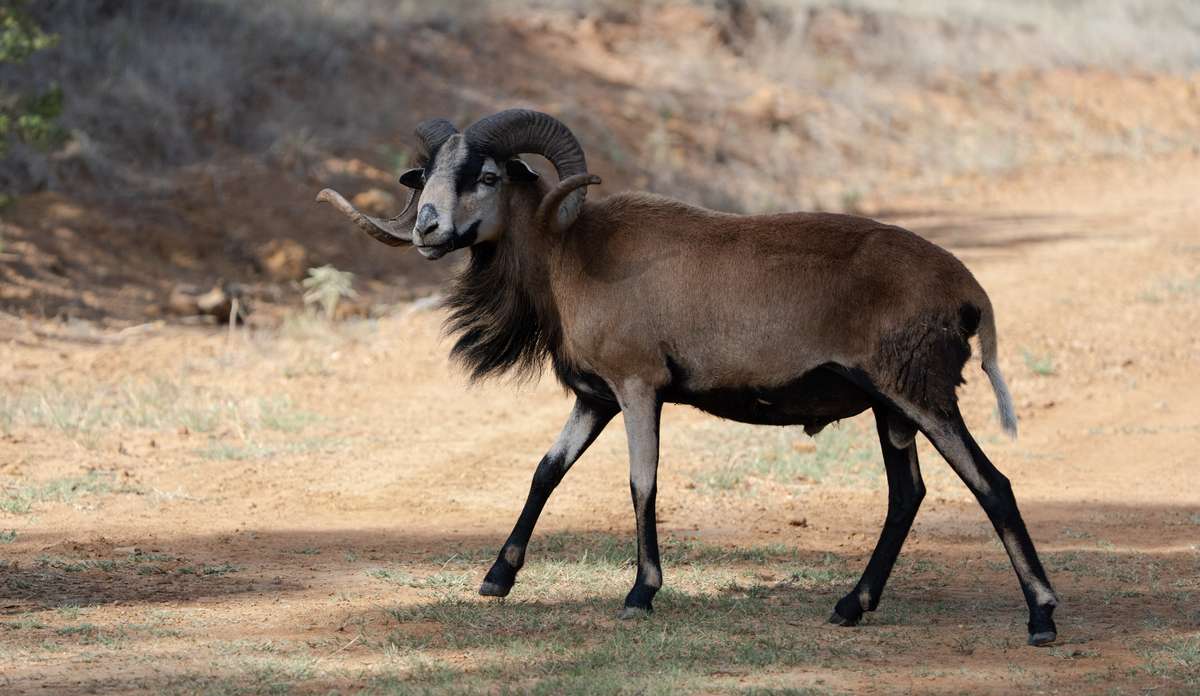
[1,152,1198,694]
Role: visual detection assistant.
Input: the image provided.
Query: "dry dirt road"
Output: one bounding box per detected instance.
[1,153,1198,694]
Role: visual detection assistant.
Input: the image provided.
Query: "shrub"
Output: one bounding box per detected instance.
[0,2,64,157]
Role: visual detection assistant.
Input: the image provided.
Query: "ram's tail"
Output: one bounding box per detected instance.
[977,304,1018,438]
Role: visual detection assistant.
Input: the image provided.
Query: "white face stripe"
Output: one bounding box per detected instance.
[417,134,469,237]
[415,136,505,247]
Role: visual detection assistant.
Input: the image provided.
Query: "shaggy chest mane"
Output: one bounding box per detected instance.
[444,242,559,381]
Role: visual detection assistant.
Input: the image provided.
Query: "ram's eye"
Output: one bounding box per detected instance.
[479,172,500,187]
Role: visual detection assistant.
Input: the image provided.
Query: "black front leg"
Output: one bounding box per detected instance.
[612,380,663,618]
[480,397,616,597]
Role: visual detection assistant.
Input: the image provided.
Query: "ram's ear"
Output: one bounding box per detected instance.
[505,158,539,182]
[398,167,425,190]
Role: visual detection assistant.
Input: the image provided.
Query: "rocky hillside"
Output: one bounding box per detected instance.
[2,0,1199,323]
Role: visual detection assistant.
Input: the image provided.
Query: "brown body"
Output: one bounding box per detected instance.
[317,109,1057,646]
[556,194,988,403]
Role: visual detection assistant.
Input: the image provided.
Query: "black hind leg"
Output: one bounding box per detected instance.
[830,406,925,626]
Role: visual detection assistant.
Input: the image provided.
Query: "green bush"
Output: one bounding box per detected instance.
[0,1,64,156]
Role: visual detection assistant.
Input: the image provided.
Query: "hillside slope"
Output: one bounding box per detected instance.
[2,1,1198,322]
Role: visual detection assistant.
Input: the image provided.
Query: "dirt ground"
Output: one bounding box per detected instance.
[1,152,1198,694]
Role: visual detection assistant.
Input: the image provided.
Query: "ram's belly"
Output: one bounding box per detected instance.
[666,365,873,428]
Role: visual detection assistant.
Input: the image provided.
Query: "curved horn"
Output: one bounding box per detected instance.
[534,174,601,234]
[414,118,458,158]
[314,117,455,247]
[464,109,591,230]
[316,188,415,247]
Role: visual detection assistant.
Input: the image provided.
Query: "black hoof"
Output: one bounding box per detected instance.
[623,582,658,616]
[479,580,511,597]
[830,593,865,627]
[1027,602,1058,646]
[618,605,652,620]
[480,560,517,597]
[1028,630,1057,647]
[827,610,859,627]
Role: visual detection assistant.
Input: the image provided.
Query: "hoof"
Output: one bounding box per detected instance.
[827,610,859,627]
[1027,602,1058,646]
[618,606,652,620]
[1028,630,1057,647]
[830,593,865,627]
[479,580,512,598]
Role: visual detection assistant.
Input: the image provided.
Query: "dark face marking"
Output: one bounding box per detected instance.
[457,220,481,247]
[453,146,487,196]
[413,134,507,256]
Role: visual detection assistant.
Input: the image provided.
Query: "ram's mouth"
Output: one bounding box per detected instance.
[415,241,455,260]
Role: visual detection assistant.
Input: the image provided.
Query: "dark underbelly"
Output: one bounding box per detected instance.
[558,362,873,429]
[664,365,873,427]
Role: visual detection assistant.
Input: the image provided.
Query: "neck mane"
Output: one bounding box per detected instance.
[443,231,560,382]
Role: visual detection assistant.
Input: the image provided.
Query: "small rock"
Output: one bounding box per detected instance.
[254,239,308,282]
[166,283,203,316]
[789,518,808,528]
[166,283,246,324]
[114,546,139,556]
[333,297,370,321]
[351,188,398,216]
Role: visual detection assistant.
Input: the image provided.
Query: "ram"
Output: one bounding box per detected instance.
[317,109,1058,646]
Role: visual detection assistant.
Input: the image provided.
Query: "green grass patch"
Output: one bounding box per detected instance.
[201,562,241,576]
[690,419,877,492]
[1140,634,1200,686]
[1138,274,1200,303]
[1,616,47,631]
[1022,349,1057,376]
[375,572,843,695]
[162,655,317,696]
[35,556,119,573]
[0,471,116,514]
[193,436,344,461]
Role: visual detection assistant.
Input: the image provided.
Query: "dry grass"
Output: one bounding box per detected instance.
[0,376,313,447]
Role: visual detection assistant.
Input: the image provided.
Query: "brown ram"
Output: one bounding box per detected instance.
[317,109,1058,646]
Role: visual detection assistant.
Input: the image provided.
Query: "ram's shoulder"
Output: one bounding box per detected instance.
[589,191,732,221]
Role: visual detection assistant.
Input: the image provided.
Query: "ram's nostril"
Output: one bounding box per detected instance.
[416,204,439,236]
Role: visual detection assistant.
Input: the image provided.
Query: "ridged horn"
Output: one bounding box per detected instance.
[414,118,458,158]
[534,174,601,233]
[315,188,416,247]
[464,109,591,232]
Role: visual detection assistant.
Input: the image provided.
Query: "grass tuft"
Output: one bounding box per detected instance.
[0,378,313,439]
[690,418,877,492]
[1022,349,1057,376]
[0,471,115,515]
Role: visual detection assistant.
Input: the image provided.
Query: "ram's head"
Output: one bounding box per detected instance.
[317,109,600,259]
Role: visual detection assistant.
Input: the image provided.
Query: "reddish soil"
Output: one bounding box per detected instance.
[1,153,1198,693]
